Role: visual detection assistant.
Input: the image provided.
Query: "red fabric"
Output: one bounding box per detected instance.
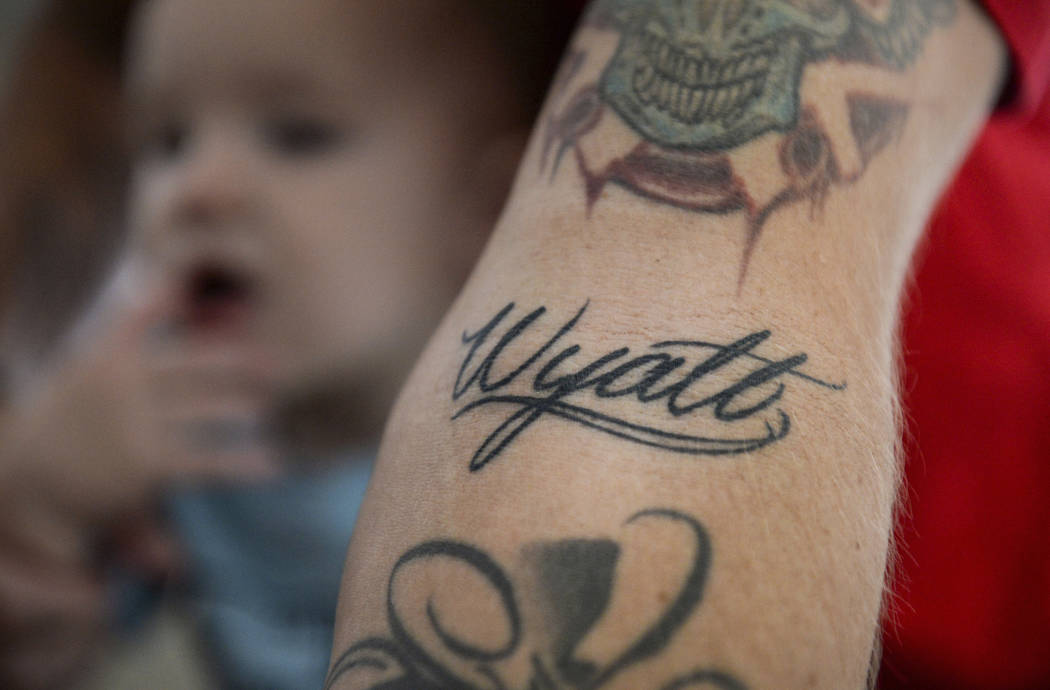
[880,2,1050,688]
[982,1,1050,119]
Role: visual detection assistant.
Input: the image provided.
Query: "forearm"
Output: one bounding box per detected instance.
[330,3,1004,688]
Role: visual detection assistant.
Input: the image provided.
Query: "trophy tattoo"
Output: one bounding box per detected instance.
[325,508,748,689]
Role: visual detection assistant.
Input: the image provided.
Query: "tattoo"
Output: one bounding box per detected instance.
[541,0,956,283]
[325,508,747,689]
[452,302,843,472]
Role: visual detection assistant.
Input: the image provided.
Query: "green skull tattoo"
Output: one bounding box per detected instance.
[602,0,851,150]
[596,0,954,151]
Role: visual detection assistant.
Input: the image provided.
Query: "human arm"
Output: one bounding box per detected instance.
[328,2,1005,688]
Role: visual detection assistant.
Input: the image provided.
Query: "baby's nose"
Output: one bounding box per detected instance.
[171,134,253,229]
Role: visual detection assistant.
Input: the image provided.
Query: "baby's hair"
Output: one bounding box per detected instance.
[0,0,136,382]
[468,0,582,118]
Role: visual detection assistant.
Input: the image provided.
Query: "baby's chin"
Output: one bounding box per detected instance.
[268,355,402,461]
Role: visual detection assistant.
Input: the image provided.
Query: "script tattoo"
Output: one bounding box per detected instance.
[541,0,956,282]
[325,508,747,690]
[452,302,843,472]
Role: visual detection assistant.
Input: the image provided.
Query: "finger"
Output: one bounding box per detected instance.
[167,447,281,485]
[0,618,104,690]
[92,263,185,351]
[154,409,280,483]
[127,278,182,339]
[150,363,275,403]
[0,499,93,569]
[148,345,277,399]
[149,336,275,367]
[157,392,273,424]
[0,556,104,638]
[59,257,178,358]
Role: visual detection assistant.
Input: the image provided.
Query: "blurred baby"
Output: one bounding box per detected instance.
[118,0,550,686]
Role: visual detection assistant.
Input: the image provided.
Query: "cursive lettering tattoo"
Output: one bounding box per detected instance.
[325,507,747,690]
[541,0,956,283]
[452,302,844,472]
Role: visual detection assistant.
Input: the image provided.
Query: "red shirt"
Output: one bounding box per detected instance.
[881,3,1050,688]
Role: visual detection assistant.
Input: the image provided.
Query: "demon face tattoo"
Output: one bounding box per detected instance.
[542,0,956,284]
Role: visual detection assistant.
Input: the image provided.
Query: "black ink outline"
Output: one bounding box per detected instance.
[453,302,844,471]
[324,508,747,690]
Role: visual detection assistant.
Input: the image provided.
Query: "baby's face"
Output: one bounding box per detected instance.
[127,0,496,422]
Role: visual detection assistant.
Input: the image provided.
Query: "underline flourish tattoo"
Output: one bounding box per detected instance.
[452,302,844,472]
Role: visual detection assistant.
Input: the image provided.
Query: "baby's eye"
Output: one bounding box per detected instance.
[140,120,190,162]
[263,117,344,157]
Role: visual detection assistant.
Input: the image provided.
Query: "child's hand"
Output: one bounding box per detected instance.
[0,267,278,688]
[143,320,280,486]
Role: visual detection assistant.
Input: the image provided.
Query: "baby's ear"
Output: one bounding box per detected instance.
[469,128,532,224]
[440,127,529,287]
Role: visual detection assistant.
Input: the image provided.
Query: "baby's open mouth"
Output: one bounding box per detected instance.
[184,262,256,331]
